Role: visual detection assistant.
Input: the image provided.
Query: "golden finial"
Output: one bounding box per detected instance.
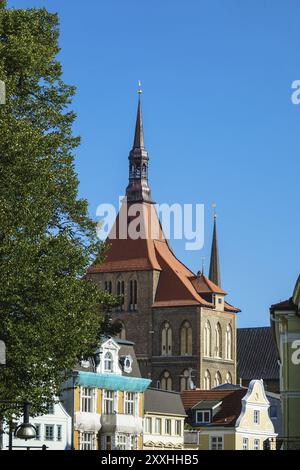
[138,80,143,95]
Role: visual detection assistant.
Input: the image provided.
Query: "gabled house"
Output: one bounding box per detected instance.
[61,337,151,450]
[181,380,277,450]
[143,388,186,450]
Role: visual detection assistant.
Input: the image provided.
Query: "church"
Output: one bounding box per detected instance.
[87,94,240,392]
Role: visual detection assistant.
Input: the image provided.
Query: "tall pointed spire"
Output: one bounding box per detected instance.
[126,83,152,203]
[209,206,221,287]
[133,96,145,149]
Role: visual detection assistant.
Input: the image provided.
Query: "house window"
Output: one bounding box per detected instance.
[210,436,223,450]
[145,417,152,434]
[129,280,137,311]
[175,420,182,436]
[243,437,248,450]
[180,321,192,355]
[161,322,172,356]
[45,425,54,441]
[81,387,95,413]
[124,392,135,415]
[204,321,211,357]
[80,432,95,450]
[104,435,112,450]
[254,410,260,424]
[103,390,114,414]
[129,435,136,450]
[160,370,172,391]
[116,434,127,450]
[203,369,211,390]
[104,352,113,372]
[165,419,171,435]
[57,425,62,442]
[215,323,222,358]
[225,324,233,360]
[254,439,260,450]
[196,410,211,424]
[35,424,40,440]
[155,418,162,434]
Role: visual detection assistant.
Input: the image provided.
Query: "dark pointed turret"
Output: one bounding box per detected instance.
[126,89,152,203]
[209,213,221,287]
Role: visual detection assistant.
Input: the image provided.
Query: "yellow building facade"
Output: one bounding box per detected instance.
[182,380,277,450]
[61,337,151,450]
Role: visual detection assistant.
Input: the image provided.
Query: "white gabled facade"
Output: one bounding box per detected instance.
[2,401,72,450]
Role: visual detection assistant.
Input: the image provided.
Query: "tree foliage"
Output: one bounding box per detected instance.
[0,4,116,417]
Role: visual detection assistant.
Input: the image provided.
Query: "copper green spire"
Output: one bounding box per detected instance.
[209,206,221,287]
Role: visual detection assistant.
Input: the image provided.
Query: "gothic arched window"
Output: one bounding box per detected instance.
[117,280,125,311]
[129,279,137,311]
[214,371,222,388]
[204,321,211,357]
[180,321,192,356]
[104,280,112,294]
[203,370,211,390]
[226,372,232,384]
[225,324,232,360]
[180,369,190,392]
[161,322,172,356]
[160,371,172,391]
[215,323,222,358]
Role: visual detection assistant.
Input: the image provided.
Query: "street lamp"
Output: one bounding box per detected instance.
[14,401,37,441]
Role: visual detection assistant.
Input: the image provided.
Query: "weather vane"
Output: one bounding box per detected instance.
[138,80,143,95]
[212,202,217,219]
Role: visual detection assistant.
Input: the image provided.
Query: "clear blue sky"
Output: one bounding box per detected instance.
[9,0,300,327]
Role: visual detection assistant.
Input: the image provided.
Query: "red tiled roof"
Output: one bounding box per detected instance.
[88,201,239,311]
[181,389,247,427]
[190,273,227,295]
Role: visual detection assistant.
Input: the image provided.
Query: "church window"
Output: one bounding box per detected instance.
[180,369,190,391]
[129,279,137,311]
[203,369,211,390]
[214,371,222,387]
[204,321,211,357]
[117,280,125,311]
[226,372,232,384]
[104,280,112,294]
[225,324,232,360]
[215,323,222,358]
[161,322,172,356]
[180,321,192,355]
[160,370,172,391]
[114,321,126,340]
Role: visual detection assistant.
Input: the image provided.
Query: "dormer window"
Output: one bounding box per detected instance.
[104,352,113,372]
[196,410,211,424]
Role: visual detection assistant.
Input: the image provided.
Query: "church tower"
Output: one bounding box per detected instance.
[87,92,240,390]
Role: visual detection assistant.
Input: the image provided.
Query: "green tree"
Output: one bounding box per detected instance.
[0,3,117,418]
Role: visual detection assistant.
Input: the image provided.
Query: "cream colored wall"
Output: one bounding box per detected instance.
[236,381,275,434]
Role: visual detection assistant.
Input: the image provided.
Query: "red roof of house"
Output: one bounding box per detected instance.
[181,389,247,427]
[88,201,239,312]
